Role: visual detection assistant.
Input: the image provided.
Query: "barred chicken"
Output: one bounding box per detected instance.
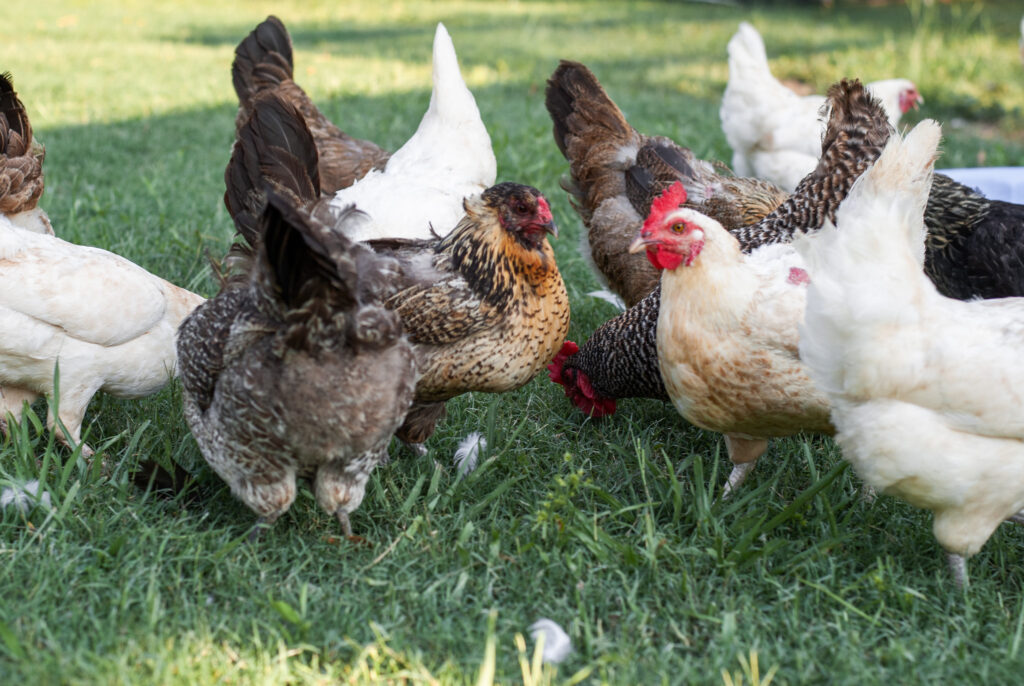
[796,120,1024,586]
[232,16,390,195]
[0,74,205,456]
[181,99,416,537]
[629,183,833,493]
[721,22,921,192]
[548,75,889,434]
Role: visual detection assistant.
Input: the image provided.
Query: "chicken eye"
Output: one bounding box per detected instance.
[514,202,530,215]
[671,223,686,233]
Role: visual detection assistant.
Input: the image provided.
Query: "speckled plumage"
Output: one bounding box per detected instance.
[232,16,390,195]
[552,79,892,412]
[369,183,570,445]
[923,173,1024,300]
[177,190,416,535]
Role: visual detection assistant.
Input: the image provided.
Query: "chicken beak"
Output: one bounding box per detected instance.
[628,233,653,254]
[545,219,559,239]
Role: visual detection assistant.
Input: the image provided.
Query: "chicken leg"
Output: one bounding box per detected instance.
[0,386,39,435]
[722,435,768,498]
[946,553,968,588]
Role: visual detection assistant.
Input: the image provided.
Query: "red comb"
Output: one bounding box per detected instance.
[642,181,688,234]
[547,340,579,386]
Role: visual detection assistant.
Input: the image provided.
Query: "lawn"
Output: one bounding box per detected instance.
[2,0,1024,683]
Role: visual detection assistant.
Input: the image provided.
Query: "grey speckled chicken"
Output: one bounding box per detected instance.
[178,93,416,538]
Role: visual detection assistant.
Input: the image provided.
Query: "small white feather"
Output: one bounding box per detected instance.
[453,431,486,476]
[0,479,52,515]
[586,289,626,311]
[529,618,572,664]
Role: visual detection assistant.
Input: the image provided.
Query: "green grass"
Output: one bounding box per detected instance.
[3,0,1024,683]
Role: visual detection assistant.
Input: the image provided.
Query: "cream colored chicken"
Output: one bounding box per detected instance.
[628,182,833,494]
[796,120,1024,586]
[0,75,203,455]
[0,217,205,455]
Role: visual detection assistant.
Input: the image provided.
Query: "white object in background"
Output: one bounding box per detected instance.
[937,167,1024,204]
[529,618,572,664]
[0,479,52,514]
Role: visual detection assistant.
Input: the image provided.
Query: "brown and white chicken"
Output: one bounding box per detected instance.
[0,73,205,456]
[722,22,921,192]
[797,120,1024,586]
[629,183,833,493]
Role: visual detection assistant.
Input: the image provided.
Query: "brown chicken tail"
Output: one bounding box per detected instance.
[225,91,321,249]
[231,16,294,105]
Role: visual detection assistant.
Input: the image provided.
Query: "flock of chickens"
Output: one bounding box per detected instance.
[2,16,1023,585]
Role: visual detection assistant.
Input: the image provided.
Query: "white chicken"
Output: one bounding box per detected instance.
[795,119,1024,586]
[721,22,922,192]
[0,217,205,456]
[327,23,496,242]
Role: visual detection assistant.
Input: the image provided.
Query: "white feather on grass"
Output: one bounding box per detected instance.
[0,479,52,515]
[529,618,572,664]
[586,289,626,311]
[453,431,486,476]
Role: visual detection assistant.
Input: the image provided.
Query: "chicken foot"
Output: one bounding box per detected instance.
[721,435,768,498]
[946,553,968,588]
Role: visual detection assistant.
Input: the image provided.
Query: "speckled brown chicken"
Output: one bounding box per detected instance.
[548,75,889,414]
[0,72,51,234]
[369,183,570,447]
[232,16,390,195]
[178,185,416,539]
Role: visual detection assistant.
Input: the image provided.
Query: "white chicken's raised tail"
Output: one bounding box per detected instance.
[796,119,1024,586]
[329,23,496,242]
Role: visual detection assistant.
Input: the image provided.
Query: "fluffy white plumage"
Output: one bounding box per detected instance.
[329,23,496,242]
[529,618,572,664]
[795,119,1024,583]
[0,215,205,455]
[721,22,921,191]
[0,479,51,515]
[453,431,486,476]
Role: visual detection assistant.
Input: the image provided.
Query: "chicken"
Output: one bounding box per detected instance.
[370,182,570,448]
[549,78,890,434]
[0,73,51,235]
[795,119,1024,586]
[224,89,568,454]
[0,74,204,457]
[544,59,789,309]
[231,16,390,195]
[628,182,833,493]
[923,173,1024,300]
[721,22,921,192]
[178,182,416,538]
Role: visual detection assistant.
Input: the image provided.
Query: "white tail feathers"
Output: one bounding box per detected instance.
[795,120,942,400]
[427,23,479,123]
[727,22,772,81]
